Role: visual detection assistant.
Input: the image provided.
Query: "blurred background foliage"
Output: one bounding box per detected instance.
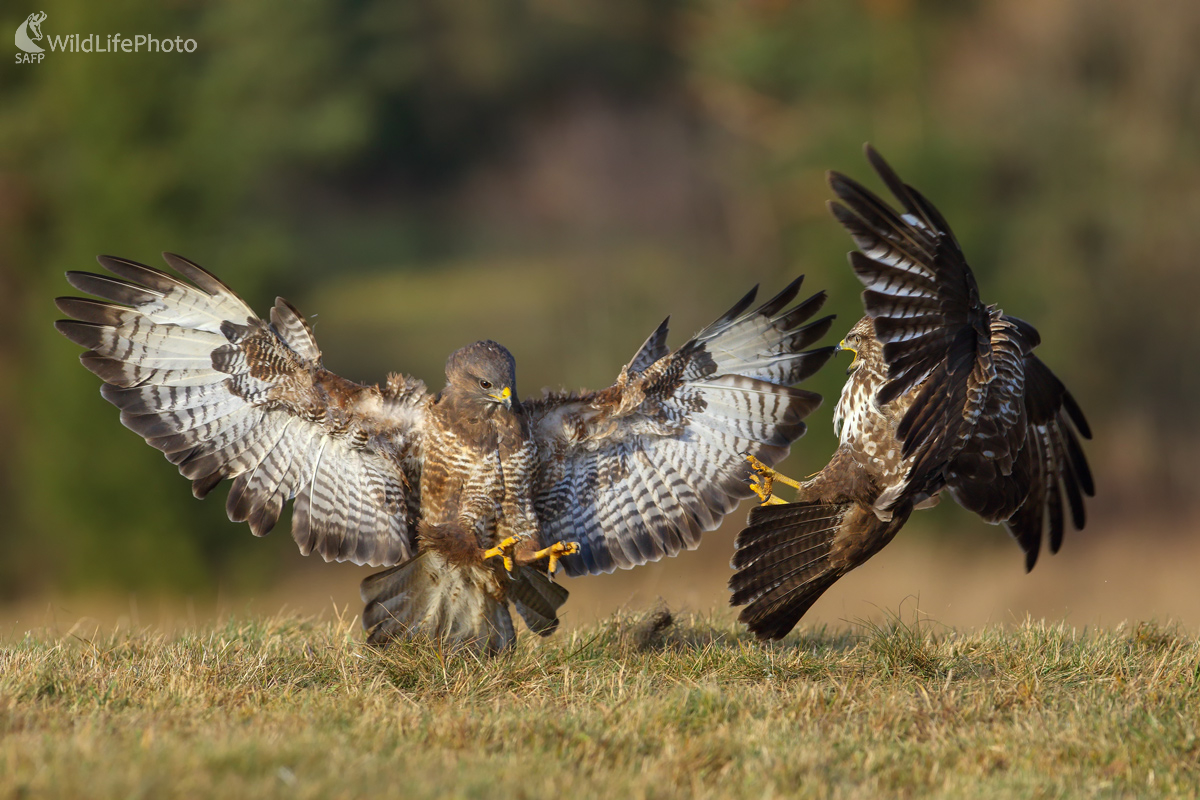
[1,0,1197,600]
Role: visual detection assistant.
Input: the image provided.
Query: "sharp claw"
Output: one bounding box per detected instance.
[745,453,802,504]
[746,454,775,505]
[548,541,580,574]
[483,536,519,573]
[527,541,579,576]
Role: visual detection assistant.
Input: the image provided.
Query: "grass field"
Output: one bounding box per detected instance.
[3,611,1198,799]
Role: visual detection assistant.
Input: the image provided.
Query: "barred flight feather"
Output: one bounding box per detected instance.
[527,277,832,577]
[848,252,940,298]
[627,317,671,375]
[508,566,570,636]
[56,253,426,569]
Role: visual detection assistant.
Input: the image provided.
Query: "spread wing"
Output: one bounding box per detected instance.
[524,278,836,575]
[829,146,1093,563]
[56,253,428,567]
[974,353,1094,570]
[827,144,993,486]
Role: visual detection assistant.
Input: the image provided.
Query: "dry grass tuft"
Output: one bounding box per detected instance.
[3,610,1199,799]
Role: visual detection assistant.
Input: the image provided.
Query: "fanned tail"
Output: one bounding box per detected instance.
[360,553,515,655]
[729,502,851,641]
[360,555,569,653]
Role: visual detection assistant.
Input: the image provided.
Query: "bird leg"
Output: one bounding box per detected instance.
[482,536,519,573]
[520,541,580,576]
[483,538,580,576]
[746,454,801,505]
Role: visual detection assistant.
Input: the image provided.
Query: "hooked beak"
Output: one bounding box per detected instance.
[488,386,513,409]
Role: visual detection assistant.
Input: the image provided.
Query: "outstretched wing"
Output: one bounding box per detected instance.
[957,353,1094,571]
[829,146,1093,561]
[525,278,835,576]
[56,253,428,567]
[827,145,993,484]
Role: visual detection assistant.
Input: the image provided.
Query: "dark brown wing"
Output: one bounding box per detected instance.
[56,253,427,567]
[525,278,836,576]
[830,146,1093,564]
[828,145,993,488]
[957,353,1094,570]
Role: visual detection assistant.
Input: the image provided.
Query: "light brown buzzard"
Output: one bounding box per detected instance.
[56,256,835,652]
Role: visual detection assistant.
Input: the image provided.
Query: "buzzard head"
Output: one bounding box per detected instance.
[442,340,519,414]
[837,316,879,376]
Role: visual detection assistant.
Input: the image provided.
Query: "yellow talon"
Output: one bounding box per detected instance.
[483,536,519,572]
[746,454,802,505]
[526,541,579,575]
[749,471,774,503]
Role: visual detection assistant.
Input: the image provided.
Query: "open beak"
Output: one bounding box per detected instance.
[489,386,513,409]
[837,339,859,374]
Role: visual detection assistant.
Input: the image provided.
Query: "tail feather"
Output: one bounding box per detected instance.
[731,503,848,570]
[361,552,515,654]
[509,566,569,636]
[729,502,851,641]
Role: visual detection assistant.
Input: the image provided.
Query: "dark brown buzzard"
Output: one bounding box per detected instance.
[730,146,1094,641]
[56,256,835,652]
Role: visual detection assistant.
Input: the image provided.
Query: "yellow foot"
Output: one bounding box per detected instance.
[482,536,519,573]
[525,541,580,575]
[746,454,802,505]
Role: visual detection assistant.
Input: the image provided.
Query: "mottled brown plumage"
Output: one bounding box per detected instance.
[730,146,1094,641]
[57,254,835,653]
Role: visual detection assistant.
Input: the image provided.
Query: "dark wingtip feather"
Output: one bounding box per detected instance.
[65,271,163,306]
[755,275,804,318]
[162,252,229,296]
[54,297,86,317]
[720,284,760,324]
[782,313,836,355]
[97,254,189,294]
[55,319,105,349]
[191,471,224,500]
[55,296,128,325]
[826,172,861,206]
[97,254,132,269]
[628,315,672,374]
[787,345,837,385]
[864,143,895,184]
[1062,389,1092,440]
[775,291,829,333]
[863,145,917,219]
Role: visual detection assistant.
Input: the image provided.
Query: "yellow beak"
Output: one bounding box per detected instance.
[489,386,513,408]
[837,339,859,372]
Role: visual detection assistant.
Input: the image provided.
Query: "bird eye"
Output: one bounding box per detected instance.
[479,379,493,390]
